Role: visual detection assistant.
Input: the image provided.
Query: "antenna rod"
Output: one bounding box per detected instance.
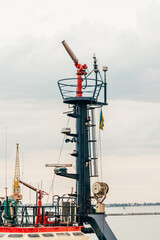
[103,66,108,104]
[5,126,8,197]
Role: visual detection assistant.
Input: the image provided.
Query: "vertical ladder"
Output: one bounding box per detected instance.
[88,108,98,178]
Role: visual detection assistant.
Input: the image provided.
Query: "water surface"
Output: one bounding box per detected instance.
[89,206,160,240]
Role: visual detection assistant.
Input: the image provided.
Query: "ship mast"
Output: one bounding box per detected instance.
[57,41,117,240]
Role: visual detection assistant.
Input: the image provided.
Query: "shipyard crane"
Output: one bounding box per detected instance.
[10,143,22,201]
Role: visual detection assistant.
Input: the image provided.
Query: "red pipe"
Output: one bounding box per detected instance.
[35,190,42,225]
[75,62,87,97]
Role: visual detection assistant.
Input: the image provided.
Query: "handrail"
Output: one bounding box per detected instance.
[58,78,103,100]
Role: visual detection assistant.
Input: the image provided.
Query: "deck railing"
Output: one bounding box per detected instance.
[58,78,103,101]
[0,196,78,227]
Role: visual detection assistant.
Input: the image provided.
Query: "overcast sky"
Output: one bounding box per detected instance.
[0,0,160,204]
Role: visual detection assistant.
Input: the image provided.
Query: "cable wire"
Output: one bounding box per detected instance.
[46,117,70,204]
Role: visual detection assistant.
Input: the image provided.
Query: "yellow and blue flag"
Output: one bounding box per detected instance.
[99,109,104,130]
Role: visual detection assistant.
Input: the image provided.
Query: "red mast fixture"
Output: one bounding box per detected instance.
[62,41,88,97]
[19,180,49,225]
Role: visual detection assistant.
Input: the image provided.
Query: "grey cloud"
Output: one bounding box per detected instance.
[0,23,159,103]
[0,35,70,100]
[100,100,160,157]
[1,3,160,103]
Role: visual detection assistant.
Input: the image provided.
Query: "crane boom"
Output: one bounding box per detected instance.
[19,180,37,192]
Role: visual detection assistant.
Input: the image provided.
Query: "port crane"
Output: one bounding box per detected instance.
[10,143,22,201]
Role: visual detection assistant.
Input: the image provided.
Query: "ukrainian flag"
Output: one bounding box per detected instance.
[99,109,104,130]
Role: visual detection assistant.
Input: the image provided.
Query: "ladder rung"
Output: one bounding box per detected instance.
[67,113,80,118]
[87,124,96,127]
[66,133,78,137]
[70,153,79,157]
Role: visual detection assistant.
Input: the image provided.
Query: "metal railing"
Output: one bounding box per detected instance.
[58,78,103,100]
[0,196,78,227]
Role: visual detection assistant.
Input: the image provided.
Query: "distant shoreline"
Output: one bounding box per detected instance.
[106,202,160,207]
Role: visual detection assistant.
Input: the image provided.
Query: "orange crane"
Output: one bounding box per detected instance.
[10,143,22,201]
